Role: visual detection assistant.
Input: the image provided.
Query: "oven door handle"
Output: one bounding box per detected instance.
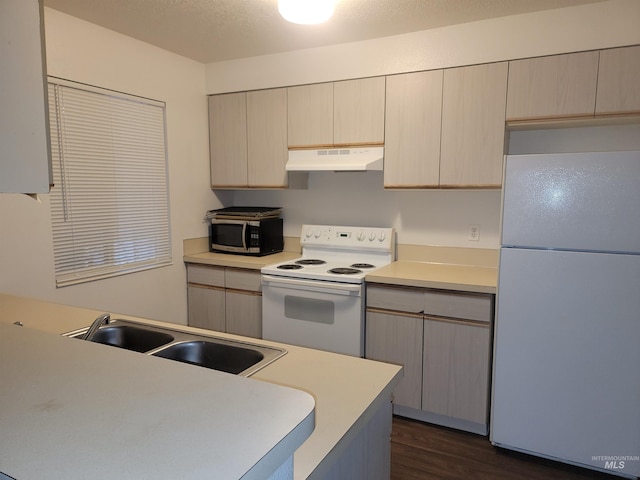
[261,274,362,296]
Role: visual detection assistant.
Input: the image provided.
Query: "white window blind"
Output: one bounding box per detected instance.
[48,79,171,287]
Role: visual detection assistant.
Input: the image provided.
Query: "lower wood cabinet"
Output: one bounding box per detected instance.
[366,310,423,409]
[187,283,225,332]
[225,289,262,338]
[186,263,262,339]
[365,284,494,435]
[422,316,491,426]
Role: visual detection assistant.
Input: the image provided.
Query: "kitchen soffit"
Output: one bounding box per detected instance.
[42,0,606,64]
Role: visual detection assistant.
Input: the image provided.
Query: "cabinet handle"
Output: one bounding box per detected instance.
[366,307,423,319]
[367,307,490,327]
[225,287,261,296]
[423,314,490,327]
[188,282,225,291]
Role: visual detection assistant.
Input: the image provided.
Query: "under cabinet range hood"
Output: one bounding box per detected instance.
[285,146,384,172]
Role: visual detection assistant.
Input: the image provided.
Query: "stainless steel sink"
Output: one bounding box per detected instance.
[64,319,286,377]
[85,325,175,353]
[152,341,265,375]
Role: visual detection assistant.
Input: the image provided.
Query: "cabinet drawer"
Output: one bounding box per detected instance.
[366,284,423,313]
[424,291,492,323]
[225,268,261,292]
[187,264,225,287]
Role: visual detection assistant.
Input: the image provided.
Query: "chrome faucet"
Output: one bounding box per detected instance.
[83,313,110,341]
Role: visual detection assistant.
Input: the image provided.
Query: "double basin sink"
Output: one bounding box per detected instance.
[64,319,286,377]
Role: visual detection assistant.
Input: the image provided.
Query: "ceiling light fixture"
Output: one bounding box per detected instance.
[278,0,335,25]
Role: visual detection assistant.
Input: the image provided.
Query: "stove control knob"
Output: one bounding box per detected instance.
[378,231,386,242]
[304,228,313,238]
[314,229,322,238]
[357,231,366,241]
[368,231,376,241]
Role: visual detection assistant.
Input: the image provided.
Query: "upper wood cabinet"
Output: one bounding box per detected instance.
[287,77,385,148]
[209,88,294,189]
[595,45,640,115]
[506,51,599,121]
[209,45,637,190]
[209,92,248,188]
[384,70,443,188]
[333,77,386,145]
[440,62,508,188]
[0,0,52,194]
[246,88,288,187]
[287,83,333,147]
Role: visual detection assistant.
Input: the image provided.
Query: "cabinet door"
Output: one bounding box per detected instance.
[384,70,443,188]
[506,51,599,121]
[225,290,262,339]
[247,88,288,187]
[596,45,640,115]
[187,284,226,332]
[365,309,423,409]
[287,83,333,147]
[334,77,386,146]
[422,317,491,425]
[209,92,248,188]
[440,62,508,187]
[0,0,52,194]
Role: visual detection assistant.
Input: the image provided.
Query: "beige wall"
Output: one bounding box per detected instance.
[0,8,223,323]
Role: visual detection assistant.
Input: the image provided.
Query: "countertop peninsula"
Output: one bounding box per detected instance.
[0,294,402,479]
[0,322,314,480]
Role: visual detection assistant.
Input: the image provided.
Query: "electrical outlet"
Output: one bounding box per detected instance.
[468,224,480,241]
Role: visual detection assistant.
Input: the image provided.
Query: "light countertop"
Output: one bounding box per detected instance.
[0,322,314,480]
[365,260,498,294]
[183,242,498,293]
[0,293,402,480]
[183,251,300,270]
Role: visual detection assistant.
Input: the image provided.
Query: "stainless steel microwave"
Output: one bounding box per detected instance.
[210,217,283,256]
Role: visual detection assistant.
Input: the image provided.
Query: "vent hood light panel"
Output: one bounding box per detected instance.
[286,147,384,172]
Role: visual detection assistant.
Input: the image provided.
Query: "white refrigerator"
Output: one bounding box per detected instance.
[491,151,640,478]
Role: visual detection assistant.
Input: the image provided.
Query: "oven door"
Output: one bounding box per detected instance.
[261,274,364,357]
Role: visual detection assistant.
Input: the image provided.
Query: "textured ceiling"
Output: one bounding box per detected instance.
[43,0,606,63]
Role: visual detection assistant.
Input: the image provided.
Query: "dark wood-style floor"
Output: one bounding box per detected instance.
[391,416,619,480]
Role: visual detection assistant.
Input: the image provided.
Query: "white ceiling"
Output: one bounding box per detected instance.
[43,0,606,64]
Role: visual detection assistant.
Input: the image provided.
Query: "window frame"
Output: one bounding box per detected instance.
[47,77,172,287]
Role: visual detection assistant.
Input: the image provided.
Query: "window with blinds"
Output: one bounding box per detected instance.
[48,79,171,287]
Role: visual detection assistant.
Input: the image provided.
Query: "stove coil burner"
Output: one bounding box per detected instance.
[277,264,303,270]
[328,267,362,275]
[295,259,327,266]
[351,263,375,269]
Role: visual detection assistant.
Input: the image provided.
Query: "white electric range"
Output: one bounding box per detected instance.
[261,224,395,357]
